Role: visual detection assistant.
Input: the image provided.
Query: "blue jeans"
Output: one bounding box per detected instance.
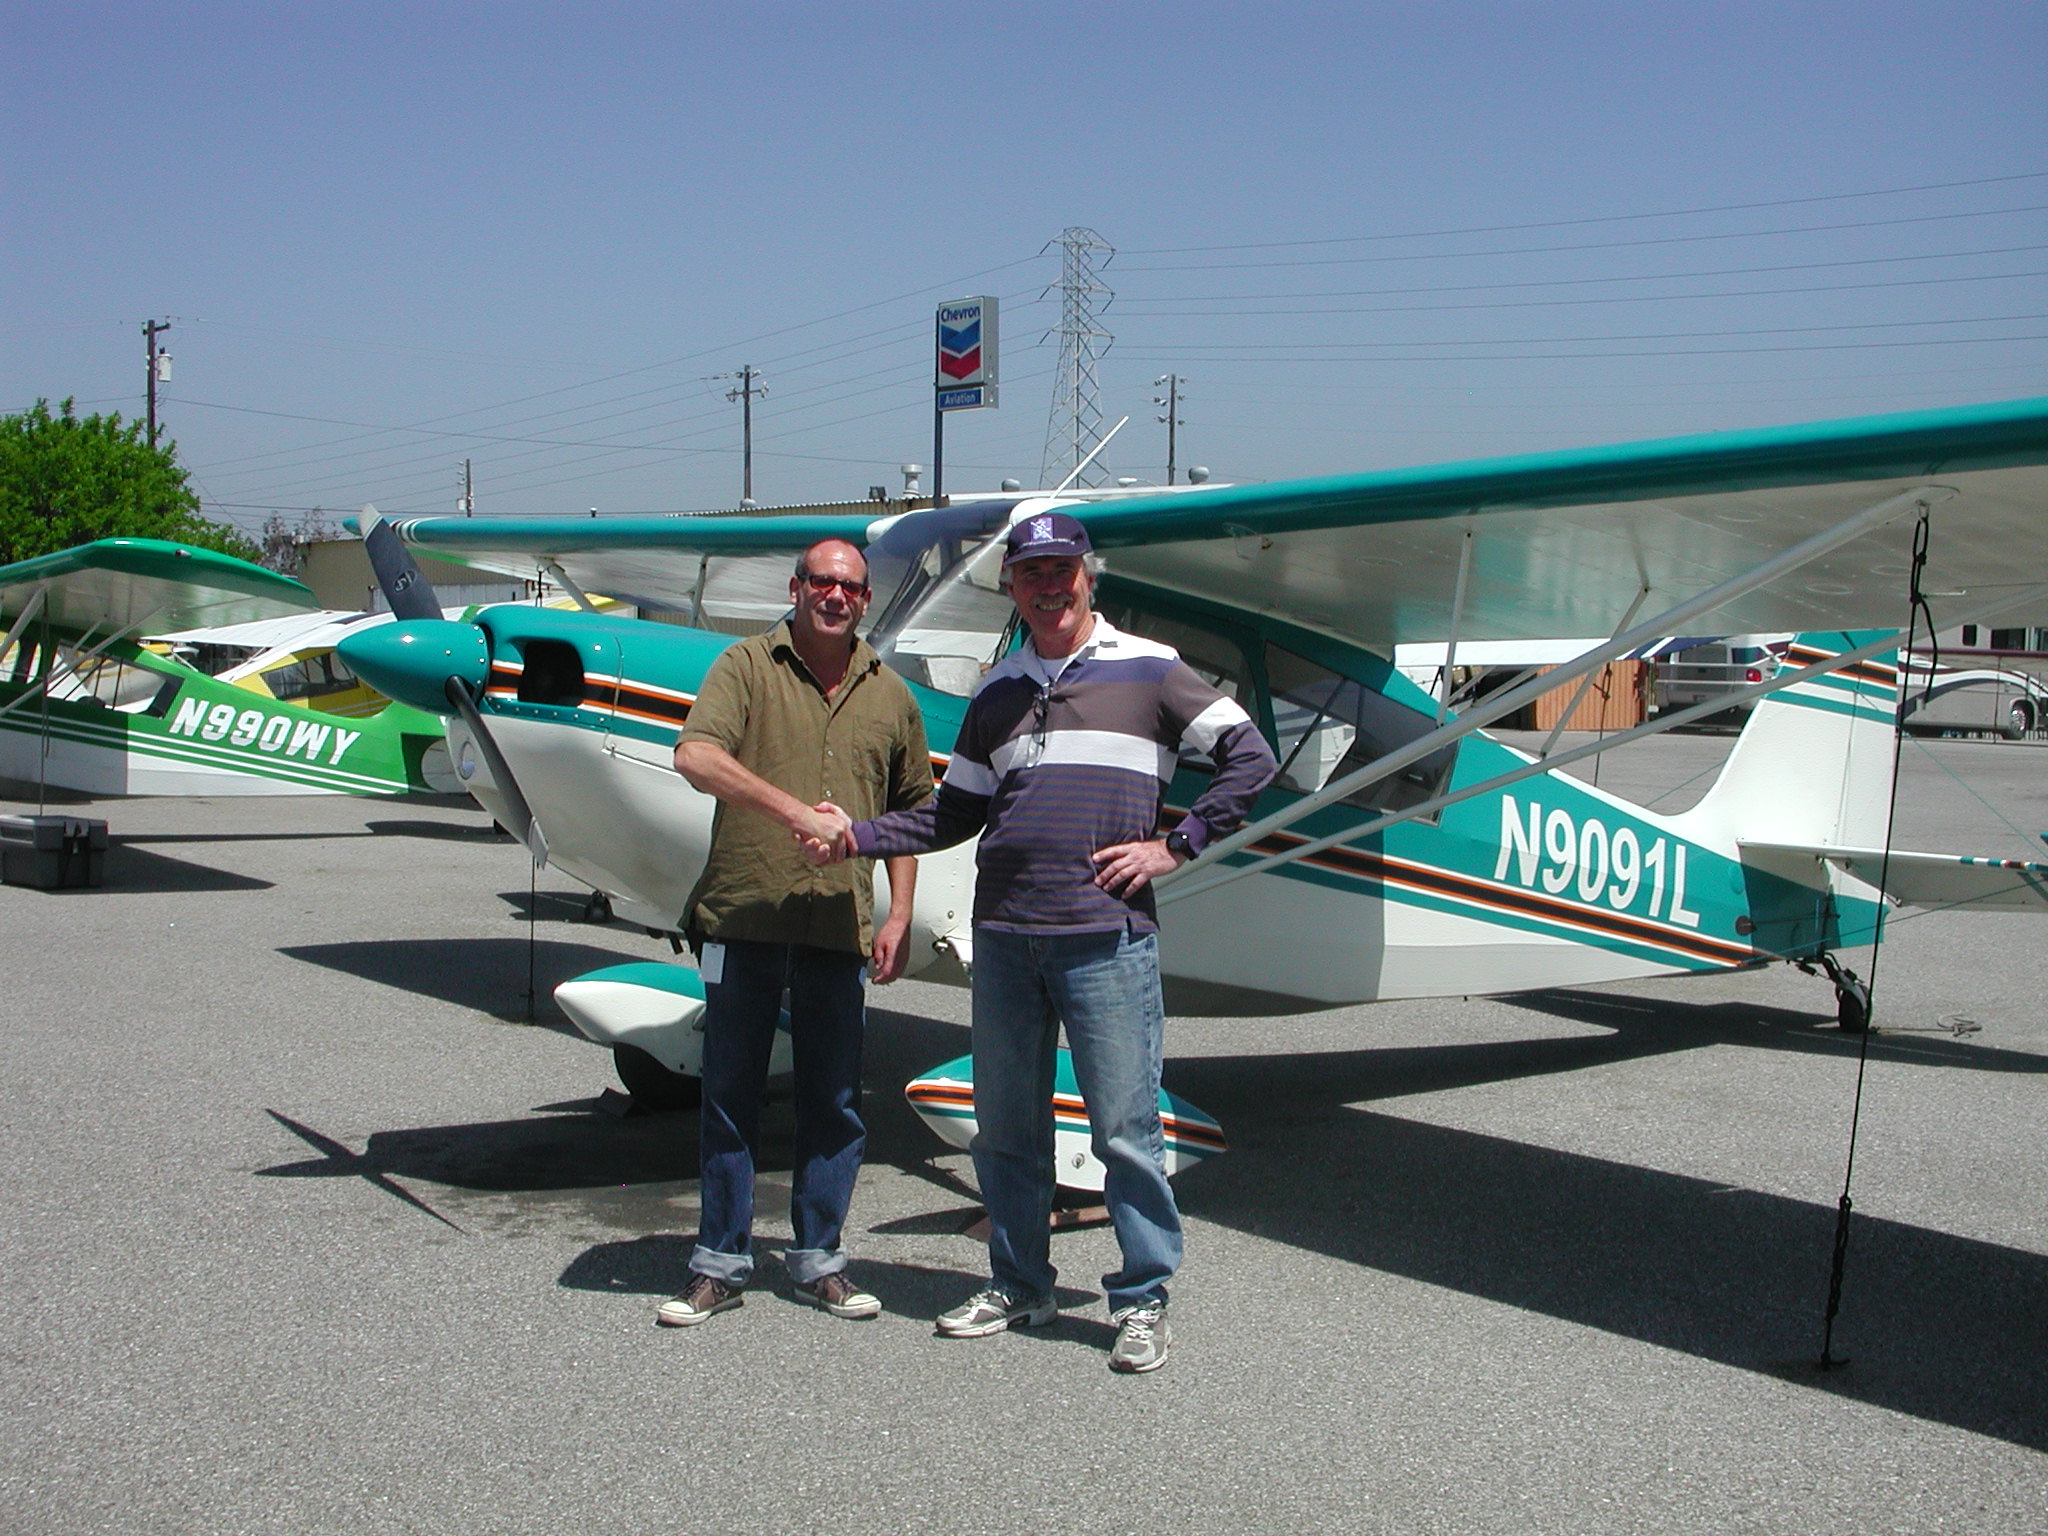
[968,926,1181,1314]
[692,939,868,1288]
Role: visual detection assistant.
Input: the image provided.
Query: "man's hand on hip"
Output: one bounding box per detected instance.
[1091,837,1183,896]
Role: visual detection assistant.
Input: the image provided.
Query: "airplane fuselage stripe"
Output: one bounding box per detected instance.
[479,655,1751,968]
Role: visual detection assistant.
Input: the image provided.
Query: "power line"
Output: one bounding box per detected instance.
[188,293,1058,492]
[1118,205,2048,274]
[1119,268,2048,320]
[1121,334,2048,364]
[1124,312,2048,350]
[1119,170,2048,255]
[1108,243,2048,305]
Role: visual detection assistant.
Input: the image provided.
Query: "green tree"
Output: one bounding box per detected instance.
[0,398,260,565]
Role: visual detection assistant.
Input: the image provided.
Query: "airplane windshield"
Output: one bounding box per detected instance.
[866,500,1024,695]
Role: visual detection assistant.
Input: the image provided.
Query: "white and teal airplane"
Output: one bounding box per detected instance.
[336,396,2048,1189]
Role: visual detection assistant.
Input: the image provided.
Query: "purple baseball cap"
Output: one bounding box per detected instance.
[1002,510,1094,566]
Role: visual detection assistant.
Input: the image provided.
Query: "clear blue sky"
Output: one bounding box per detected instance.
[6,2,2044,534]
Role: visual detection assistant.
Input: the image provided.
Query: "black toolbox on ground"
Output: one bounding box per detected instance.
[0,815,109,889]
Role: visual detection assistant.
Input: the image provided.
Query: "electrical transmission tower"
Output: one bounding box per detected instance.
[1040,228,1115,489]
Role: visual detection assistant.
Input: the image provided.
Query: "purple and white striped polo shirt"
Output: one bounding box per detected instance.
[853,616,1278,934]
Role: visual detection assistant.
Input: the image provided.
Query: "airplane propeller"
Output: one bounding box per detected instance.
[360,505,443,623]
[443,673,547,866]
[348,506,548,866]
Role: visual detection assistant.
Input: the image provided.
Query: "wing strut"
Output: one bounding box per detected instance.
[1159,484,1952,901]
[1163,574,2048,907]
[0,585,48,663]
[689,553,711,627]
[0,614,158,724]
[1539,583,1650,760]
[1435,530,1473,724]
[541,560,600,614]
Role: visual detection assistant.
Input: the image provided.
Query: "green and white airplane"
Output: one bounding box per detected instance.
[336,397,2048,1175]
[0,538,463,797]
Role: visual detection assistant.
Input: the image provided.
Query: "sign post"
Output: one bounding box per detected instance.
[932,296,998,502]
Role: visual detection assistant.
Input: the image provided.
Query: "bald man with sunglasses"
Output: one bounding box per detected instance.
[658,538,933,1328]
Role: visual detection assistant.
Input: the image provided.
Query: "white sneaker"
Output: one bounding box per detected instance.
[935,1286,1057,1337]
[1108,1304,1169,1373]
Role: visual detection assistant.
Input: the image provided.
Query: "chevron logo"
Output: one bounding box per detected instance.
[938,319,981,379]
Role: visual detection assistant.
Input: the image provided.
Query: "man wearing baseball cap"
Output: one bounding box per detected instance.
[812,509,1277,1372]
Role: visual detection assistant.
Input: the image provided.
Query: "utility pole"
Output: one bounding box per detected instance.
[1153,373,1185,485]
[722,365,767,503]
[458,458,474,514]
[143,319,172,446]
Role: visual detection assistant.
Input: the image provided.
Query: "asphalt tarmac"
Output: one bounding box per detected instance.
[2,732,2043,1535]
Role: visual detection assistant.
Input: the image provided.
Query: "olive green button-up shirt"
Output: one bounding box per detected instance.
[678,621,934,955]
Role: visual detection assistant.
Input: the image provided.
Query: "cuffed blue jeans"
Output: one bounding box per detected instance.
[968,925,1181,1314]
[691,939,867,1288]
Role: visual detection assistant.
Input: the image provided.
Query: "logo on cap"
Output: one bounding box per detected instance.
[1003,510,1094,565]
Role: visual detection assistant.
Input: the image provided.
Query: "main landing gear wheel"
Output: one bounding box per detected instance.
[2003,698,2034,741]
[1796,954,1872,1033]
[1834,976,1871,1034]
[612,1044,701,1110]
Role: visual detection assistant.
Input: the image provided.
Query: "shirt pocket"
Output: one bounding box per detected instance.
[830,717,904,808]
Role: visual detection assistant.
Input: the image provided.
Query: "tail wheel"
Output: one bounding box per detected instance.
[612,1044,701,1110]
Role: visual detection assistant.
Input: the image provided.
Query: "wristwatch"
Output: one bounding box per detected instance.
[1164,828,1194,862]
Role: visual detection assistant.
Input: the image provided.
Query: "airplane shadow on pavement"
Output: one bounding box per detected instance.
[252,979,2045,1449]
[280,936,644,1028]
[94,840,275,894]
[1166,988,2048,1452]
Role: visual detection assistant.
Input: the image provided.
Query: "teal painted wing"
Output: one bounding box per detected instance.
[1076,395,2048,650]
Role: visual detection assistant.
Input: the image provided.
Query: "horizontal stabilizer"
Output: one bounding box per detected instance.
[1739,841,2048,913]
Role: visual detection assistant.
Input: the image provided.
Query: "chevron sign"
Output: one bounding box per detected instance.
[934,296,998,408]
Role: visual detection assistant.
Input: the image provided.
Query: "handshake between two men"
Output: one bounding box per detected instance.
[790,802,1189,897]
[795,802,858,868]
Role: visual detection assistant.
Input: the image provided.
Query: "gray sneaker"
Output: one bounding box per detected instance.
[1108,1304,1169,1373]
[656,1274,743,1327]
[935,1286,1057,1337]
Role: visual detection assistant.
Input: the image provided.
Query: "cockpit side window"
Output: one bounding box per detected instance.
[1264,644,1456,819]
